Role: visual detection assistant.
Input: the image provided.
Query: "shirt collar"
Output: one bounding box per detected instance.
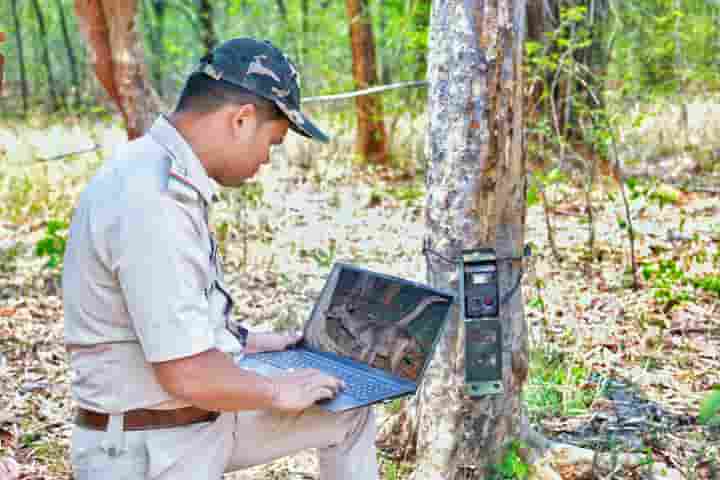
[148,115,218,205]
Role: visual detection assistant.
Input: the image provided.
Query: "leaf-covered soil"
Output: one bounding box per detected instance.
[0,120,718,479]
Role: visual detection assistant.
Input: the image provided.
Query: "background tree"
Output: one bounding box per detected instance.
[30,0,62,112]
[409,0,531,477]
[346,0,388,164]
[197,0,217,54]
[55,0,82,107]
[0,32,5,97]
[75,0,161,139]
[9,0,29,115]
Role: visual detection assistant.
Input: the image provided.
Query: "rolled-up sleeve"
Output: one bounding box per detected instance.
[112,191,214,363]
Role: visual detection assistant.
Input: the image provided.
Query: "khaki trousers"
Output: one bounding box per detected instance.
[70,406,378,479]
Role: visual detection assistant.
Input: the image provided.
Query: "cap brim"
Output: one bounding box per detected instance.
[274,101,330,144]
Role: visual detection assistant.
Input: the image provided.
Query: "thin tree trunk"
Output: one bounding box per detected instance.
[75,0,162,139]
[346,0,388,164]
[275,0,288,20]
[55,0,83,106]
[152,0,166,96]
[300,0,309,65]
[411,0,530,477]
[0,32,5,97]
[30,0,62,112]
[197,0,216,55]
[10,0,29,115]
[378,0,390,84]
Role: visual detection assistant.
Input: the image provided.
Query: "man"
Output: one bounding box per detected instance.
[62,38,378,479]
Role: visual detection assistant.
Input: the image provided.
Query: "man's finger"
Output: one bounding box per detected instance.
[288,368,322,378]
[312,375,343,395]
[312,386,336,402]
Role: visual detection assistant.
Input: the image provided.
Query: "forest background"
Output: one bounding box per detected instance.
[0,0,720,479]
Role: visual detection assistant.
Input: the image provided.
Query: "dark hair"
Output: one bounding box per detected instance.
[175,73,283,121]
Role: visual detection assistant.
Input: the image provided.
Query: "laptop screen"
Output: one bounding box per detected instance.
[304,264,454,382]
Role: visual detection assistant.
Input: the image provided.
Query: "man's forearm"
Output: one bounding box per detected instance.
[153,349,277,412]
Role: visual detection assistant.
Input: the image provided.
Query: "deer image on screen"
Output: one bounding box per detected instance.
[324,271,449,376]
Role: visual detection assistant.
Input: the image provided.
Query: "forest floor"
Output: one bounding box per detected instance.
[0,116,718,479]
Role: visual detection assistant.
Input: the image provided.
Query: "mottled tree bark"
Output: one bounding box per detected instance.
[75,0,162,139]
[10,0,29,115]
[411,0,529,478]
[346,0,388,164]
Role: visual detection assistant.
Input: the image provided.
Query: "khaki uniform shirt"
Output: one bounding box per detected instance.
[63,116,243,414]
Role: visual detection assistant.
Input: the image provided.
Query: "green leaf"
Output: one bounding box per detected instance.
[526,183,539,207]
[698,390,720,425]
[546,168,567,185]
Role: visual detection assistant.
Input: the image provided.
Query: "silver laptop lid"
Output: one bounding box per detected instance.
[304,263,454,383]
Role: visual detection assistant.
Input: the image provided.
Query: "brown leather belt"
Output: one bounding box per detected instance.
[74,407,220,431]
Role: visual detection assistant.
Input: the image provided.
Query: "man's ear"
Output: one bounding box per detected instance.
[229,103,257,138]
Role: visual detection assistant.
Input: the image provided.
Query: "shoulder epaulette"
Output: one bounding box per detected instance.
[167,162,200,202]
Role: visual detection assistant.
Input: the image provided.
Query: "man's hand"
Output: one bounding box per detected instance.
[245,331,302,354]
[269,369,345,413]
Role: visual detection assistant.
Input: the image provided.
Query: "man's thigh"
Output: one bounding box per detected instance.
[70,426,148,480]
[225,406,373,471]
[71,414,234,480]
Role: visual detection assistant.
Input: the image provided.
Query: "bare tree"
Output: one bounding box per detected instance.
[346,0,388,164]
[75,0,162,139]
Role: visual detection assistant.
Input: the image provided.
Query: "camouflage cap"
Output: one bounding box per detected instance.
[194,38,329,143]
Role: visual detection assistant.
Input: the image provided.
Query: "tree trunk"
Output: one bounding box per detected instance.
[55,0,83,106]
[378,0,390,84]
[197,0,216,55]
[410,0,529,478]
[346,0,388,164]
[10,0,29,115]
[0,32,5,97]
[75,0,162,139]
[275,0,288,20]
[30,0,62,112]
[300,0,309,65]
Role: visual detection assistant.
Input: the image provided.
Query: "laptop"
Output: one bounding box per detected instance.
[237,262,455,412]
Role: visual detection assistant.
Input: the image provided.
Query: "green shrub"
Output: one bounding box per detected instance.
[35,220,68,269]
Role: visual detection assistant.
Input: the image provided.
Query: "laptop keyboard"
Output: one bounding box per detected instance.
[251,350,401,403]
